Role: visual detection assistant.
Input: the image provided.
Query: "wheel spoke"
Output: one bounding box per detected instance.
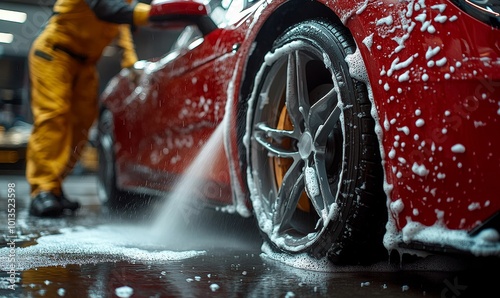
[273,160,304,232]
[285,51,310,132]
[313,158,338,222]
[303,159,329,217]
[314,104,341,143]
[255,122,296,141]
[311,104,342,217]
[308,87,338,134]
[254,122,299,158]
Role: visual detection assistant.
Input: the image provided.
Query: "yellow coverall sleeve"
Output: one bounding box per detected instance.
[116,24,138,69]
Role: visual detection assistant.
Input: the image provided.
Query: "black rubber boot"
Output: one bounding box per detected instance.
[58,192,81,212]
[29,192,64,217]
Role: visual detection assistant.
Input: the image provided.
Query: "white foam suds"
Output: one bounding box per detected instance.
[451,144,466,153]
[115,286,134,298]
[0,225,206,271]
[362,33,374,51]
[210,284,220,292]
[260,242,466,272]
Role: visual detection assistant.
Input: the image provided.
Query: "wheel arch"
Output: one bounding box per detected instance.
[239,0,344,105]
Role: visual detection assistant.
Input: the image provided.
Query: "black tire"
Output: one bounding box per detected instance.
[96,108,130,212]
[245,19,387,264]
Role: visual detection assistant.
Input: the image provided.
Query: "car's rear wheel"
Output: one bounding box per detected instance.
[97,108,125,211]
[246,19,387,264]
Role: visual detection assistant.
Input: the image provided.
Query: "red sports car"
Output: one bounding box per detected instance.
[97,0,500,264]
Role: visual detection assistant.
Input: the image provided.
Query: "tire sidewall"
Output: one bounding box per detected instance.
[97,108,117,206]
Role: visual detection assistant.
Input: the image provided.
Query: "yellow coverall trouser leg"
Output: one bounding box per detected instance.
[26,39,99,197]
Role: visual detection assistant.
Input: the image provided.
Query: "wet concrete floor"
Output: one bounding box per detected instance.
[0,174,498,297]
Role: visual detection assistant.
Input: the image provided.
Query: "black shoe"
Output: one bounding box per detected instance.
[58,192,81,212]
[29,192,63,217]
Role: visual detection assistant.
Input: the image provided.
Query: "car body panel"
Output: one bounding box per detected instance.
[342,1,500,232]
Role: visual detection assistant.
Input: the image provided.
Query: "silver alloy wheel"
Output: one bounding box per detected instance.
[246,20,386,264]
[250,40,343,250]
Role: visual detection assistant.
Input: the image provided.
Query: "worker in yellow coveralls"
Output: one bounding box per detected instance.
[27,0,151,217]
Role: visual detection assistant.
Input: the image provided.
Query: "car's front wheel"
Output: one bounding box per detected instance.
[245,19,387,264]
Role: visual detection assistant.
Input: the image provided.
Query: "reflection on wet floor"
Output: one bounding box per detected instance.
[4,249,500,298]
[1,174,500,297]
